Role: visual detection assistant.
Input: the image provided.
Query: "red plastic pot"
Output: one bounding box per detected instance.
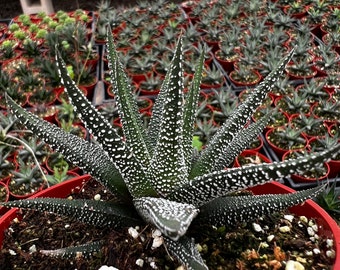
[285,66,318,81]
[200,77,226,90]
[1,177,339,267]
[137,96,154,113]
[0,174,91,245]
[229,69,262,87]
[234,149,270,168]
[249,181,340,269]
[0,181,10,215]
[265,127,309,159]
[282,150,330,183]
[308,136,340,178]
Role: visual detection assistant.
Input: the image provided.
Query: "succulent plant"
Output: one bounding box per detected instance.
[8,157,46,196]
[315,181,340,223]
[2,30,340,269]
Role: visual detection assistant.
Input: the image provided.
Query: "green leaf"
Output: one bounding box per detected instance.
[192,136,203,151]
[148,38,188,195]
[55,46,157,199]
[133,197,198,241]
[106,29,151,168]
[190,49,295,178]
[169,143,340,206]
[147,65,170,150]
[197,185,324,227]
[316,181,340,216]
[40,241,104,259]
[183,51,205,168]
[1,198,142,228]
[212,112,271,171]
[6,94,128,197]
[164,236,208,270]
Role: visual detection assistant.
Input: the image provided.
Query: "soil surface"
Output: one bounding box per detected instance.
[0,178,336,269]
[0,0,184,20]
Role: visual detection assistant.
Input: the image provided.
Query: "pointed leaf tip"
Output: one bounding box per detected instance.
[134,197,199,240]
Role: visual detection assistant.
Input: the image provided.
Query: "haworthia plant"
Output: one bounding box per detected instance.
[2,28,340,269]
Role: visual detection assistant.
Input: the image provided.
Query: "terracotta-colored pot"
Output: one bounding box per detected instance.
[214,54,236,73]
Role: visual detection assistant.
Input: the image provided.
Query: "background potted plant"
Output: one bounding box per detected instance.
[282,149,330,183]
[229,60,262,87]
[266,124,308,158]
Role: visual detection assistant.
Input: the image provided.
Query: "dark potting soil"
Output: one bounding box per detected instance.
[0,178,181,269]
[0,178,336,269]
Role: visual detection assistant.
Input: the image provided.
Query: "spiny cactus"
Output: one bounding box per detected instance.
[2,29,340,269]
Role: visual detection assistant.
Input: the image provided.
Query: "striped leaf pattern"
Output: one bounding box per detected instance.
[55,47,156,198]
[169,144,340,206]
[2,198,142,228]
[3,31,339,269]
[190,49,295,178]
[134,197,199,240]
[106,32,152,168]
[148,38,188,195]
[212,112,272,171]
[6,94,127,197]
[197,185,324,227]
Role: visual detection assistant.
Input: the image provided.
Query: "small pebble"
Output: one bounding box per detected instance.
[128,227,139,239]
[284,214,294,222]
[150,261,158,269]
[136,258,144,267]
[308,220,315,227]
[152,236,163,249]
[285,260,305,270]
[305,251,313,256]
[267,235,275,242]
[313,248,321,255]
[326,249,335,258]
[259,242,269,249]
[94,194,101,201]
[196,243,203,252]
[9,249,16,256]
[326,239,334,248]
[252,223,262,232]
[311,224,318,232]
[279,226,290,233]
[29,244,37,253]
[299,216,308,223]
[152,229,162,238]
[307,227,315,236]
[296,257,306,264]
[98,266,119,270]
